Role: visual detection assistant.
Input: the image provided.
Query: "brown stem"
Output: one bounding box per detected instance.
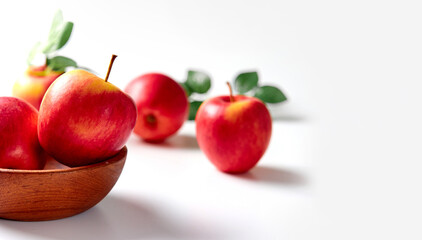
[105,54,118,82]
[226,82,234,102]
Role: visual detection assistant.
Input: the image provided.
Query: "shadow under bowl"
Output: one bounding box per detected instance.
[0,146,127,221]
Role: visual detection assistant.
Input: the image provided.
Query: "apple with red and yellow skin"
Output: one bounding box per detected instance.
[12,65,64,109]
[38,56,137,167]
[125,73,189,142]
[195,85,272,174]
[0,97,47,170]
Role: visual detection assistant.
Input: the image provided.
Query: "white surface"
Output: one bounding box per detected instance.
[1,0,422,239]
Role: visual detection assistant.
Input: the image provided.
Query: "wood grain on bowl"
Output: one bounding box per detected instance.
[0,146,127,221]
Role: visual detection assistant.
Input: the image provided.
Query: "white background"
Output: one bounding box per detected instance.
[1,0,422,239]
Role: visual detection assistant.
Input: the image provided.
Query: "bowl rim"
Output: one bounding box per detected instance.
[0,146,127,174]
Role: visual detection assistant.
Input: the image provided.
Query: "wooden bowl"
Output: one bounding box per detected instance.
[0,146,127,221]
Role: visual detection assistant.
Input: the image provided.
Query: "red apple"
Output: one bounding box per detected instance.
[0,97,47,170]
[195,83,272,173]
[125,73,189,142]
[12,65,63,109]
[38,55,137,167]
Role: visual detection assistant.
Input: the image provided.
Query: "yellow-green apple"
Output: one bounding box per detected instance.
[125,73,189,142]
[38,55,137,167]
[0,97,47,170]
[12,65,63,109]
[195,83,272,173]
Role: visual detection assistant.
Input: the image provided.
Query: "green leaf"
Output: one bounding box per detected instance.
[56,22,73,50]
[234,72,259,94]
[42,10,73,54]
[179,82,192,97]
[42,10,64,53]
[254,85,287,103]
[47,56,77,72]
[188,101,203,120]
[50,9,64,35]
[42,22,73,54]
[186,70,211,94]
[27,42,42,65]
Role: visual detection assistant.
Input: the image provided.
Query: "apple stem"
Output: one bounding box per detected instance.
[226,82,235,102]
[105,54,118,82]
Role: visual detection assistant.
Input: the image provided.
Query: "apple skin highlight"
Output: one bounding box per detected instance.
[196,95,272,174]
[38,70,137,167]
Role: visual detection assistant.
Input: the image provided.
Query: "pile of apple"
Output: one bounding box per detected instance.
[0,55,137,169]
[1,58,272,173]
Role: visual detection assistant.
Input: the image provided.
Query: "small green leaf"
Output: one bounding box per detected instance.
[42,10,73,54]
[56,22,73,50]
[43,10,64,54]
[49,9,64,35]
[253,85,287,103]
[42,22,73,54]
[186,70,211,94]
[234,72,259,94]
[188,101,203,120]
[47,56,77,72]
[179,82,192,97]
[27,42,42,65]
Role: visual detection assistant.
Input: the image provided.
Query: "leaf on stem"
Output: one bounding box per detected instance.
[27,42,42,65]
[253,85,287,103]
[180,82,193,97]
[56,22,73,50]
[47,56,77,72]
[188,101,203,120]
[42,10,74,54]
[234,71,258,94]
[186,70,211,94]
[49,9,64,35]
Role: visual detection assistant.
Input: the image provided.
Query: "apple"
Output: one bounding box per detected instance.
[12,65,63,109]
[195,83,272,173]
[38,55,137,167]
[125,73,189,142]
[0,97,47,170]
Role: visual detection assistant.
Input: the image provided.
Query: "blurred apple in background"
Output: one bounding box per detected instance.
[12,10,80,109]
[38,55,137,167]
[12,65,63,109]
[195,83,272,174]
[125,73,189,142]
[0,97,47,170]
